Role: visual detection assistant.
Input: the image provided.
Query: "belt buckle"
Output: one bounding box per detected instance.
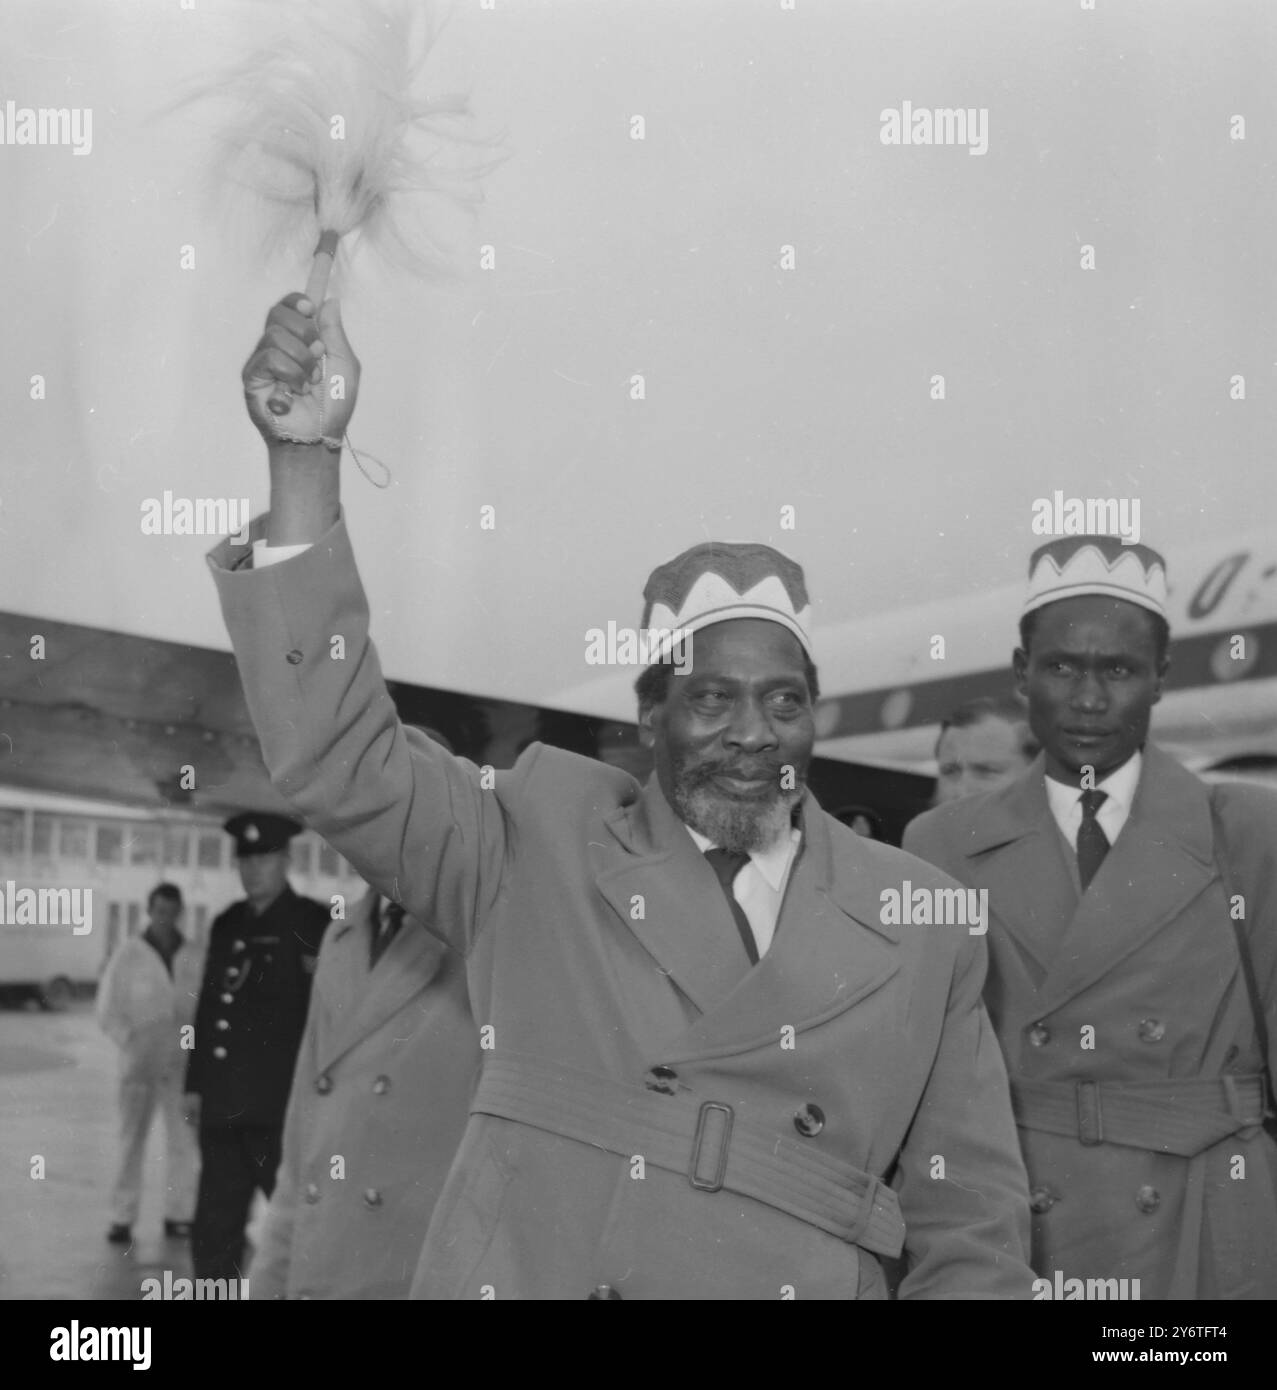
[1076,1079,1103,1146]
[689,1101,734,1192]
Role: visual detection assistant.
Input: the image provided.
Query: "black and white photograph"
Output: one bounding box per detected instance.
[1,0,1274,1347]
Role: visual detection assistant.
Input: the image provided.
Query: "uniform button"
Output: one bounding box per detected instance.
[1138,1018,1165,1043]
[372,1075,391,1095]
[1027,1022,1051,1047]
[587,1285,622,1300]
[304,1184,320,1205]
[793,1103,826,1138]
[286,649,303,665]
[220,993,233,1005]
[315,1073,333,1095]
[1029,1186,1057,1214]
[232,940,245,952]
[215,1019,229,1032]
[212,1046,227,1060]
[362,1189,382,1208]
[1135,1185,1160,1214]
[645,1065,678,1095]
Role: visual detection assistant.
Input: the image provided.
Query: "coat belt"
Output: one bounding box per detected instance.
[1011,1075,1268,1157]
[471,1053,906,1258]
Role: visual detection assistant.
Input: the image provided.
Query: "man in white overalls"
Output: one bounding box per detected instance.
[96,882,203,1245]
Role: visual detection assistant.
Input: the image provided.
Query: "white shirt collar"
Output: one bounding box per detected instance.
[1045,748,1143,820]
[684,824,801,892]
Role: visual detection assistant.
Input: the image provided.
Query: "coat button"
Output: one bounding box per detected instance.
[363,1189,382,1208]
[1029,1186,1057,1214]
[315,1073,333,1095]
[793,1103,826,1138]
[215,1019,229,1032]
[1135,1185,1160,1214]
[373,1075,391,1095]
[212,1046,228,1060]
[286,649,303,665]
[304,1184,320,1204]
[1138,1018,1166,1043]
[232,940,245,952]
[1027,1022,1051,1047]
[587,1285,622,1300]
[645,1065,677,1095]
[220,993,234,1005]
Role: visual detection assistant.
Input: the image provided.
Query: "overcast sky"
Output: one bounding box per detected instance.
[2,0,1274,710]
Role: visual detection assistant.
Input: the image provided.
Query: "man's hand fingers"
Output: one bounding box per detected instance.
[265,304,324,350]
[244,345,312,393]
[262,323,323,374]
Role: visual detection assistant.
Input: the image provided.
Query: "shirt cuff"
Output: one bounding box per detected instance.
[252,539,313,569]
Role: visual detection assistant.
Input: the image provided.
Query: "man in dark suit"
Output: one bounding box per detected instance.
[906,535,1277,1299]
[185,812,331,1279]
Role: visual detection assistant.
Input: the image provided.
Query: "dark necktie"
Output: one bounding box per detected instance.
[703,847,760,966]
[1077,789,1110,891]
[370,900,405,967]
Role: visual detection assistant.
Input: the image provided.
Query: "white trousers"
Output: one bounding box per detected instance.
[110,1070,199,1226]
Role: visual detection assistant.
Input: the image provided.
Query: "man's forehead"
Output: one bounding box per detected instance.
[681,618,808,669]
[1033,596,1159,648]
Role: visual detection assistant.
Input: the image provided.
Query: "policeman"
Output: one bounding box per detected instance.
[185,812,330,1280]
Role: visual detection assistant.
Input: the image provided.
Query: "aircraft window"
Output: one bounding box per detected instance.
[197,833,222,870]
[32,814,56,859]
[126,902,141,935]
[164,827,190,867]
[129,825,163,866]
[96,824,124,866]
[318,843,340,878]
[292,839,314,875]
[59,819,90,859]
[0,810,24,857]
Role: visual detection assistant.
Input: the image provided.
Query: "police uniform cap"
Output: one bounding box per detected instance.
[223,811,304,857]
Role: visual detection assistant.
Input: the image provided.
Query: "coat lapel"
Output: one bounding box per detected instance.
[594,776,756,1015]
[958,759,1078,975]
[666,801,901,1057]
[315,891,448,1073]
[1035,744,1215,1015]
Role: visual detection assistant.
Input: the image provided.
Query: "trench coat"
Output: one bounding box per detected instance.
[209,515,1034,1300]
[251,889,479,1299]
[904,745,1277,1299]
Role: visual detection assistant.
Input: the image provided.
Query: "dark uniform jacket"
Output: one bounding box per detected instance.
[186,885,331,1128]
[905,745,1277,1300]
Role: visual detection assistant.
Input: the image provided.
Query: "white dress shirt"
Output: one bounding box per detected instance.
[1045,749,1142,853]
[254,539,311,568]
[685,825,802,960]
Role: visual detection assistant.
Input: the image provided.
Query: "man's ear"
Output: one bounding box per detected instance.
[1012,647,1029,698]
[637,702,657,749]
[1151,653,1170,706]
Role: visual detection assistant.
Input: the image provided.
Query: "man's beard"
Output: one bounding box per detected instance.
[670,756,806,854]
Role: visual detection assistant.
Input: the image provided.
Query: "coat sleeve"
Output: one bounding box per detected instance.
[95,945,131,1049]
[892,928,1036,1300]
[207,514,510,957]
[1211,782,1277,1086]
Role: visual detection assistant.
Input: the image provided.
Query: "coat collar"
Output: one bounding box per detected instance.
[315,891,450,1073]
[955,743,1216,1012]
[593,775,900,1053]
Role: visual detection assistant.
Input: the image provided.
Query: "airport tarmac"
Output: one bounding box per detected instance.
[0,1000,264,1301]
